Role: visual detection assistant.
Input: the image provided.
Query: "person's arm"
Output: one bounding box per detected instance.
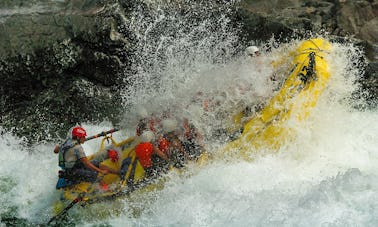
[80,157,109,175]
[154,145,185,167]
[153,146,169,161]
[99,163,119,175]
[194,129,205,149]
[53,145,60,154]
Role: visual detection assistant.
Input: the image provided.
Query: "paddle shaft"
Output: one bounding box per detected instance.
[85,128,119,141]
[47,197,82,224]
[47,175,105,224]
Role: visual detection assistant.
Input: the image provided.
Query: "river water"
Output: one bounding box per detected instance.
[1,1,378,226]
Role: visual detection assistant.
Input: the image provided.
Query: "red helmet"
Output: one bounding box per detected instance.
[107,149,119,162]
[72,126,87,138]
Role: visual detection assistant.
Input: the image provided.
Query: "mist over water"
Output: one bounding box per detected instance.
[1,1,378,226]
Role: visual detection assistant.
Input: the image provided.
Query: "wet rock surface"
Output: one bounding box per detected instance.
[0,0,131,141]
[0,0,377,142]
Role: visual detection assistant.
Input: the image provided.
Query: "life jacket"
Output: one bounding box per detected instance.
[135,142,154,168]
[58,138,78,169]
[160,133,187,168]
[158,137,170,153]
[183,121,198,141]
[158,133,181,160]
[56,139,79,189]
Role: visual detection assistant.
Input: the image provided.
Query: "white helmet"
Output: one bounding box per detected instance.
[136,105,148,119]
[139,130,155,142]
[246,46,259,56]
[214,94,226,104]
[161,119,177,133]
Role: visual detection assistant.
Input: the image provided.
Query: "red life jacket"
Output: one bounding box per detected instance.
[158,137,170,153]
[135,142,154,168]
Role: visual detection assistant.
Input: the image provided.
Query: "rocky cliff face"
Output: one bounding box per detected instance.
[236,0,377,59]
[0,0,132,141]
[0,0,377,142]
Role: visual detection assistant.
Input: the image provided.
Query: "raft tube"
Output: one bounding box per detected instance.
[223,38,332,159]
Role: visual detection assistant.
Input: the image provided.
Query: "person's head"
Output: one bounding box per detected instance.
[183,118,189,127]
[183,119,196,136]
[161,119,177,134]
[107,149,119,162]
[136,105,148,119]
[139,130,155,143]
[71,126,87,143]
[246,46,260,57]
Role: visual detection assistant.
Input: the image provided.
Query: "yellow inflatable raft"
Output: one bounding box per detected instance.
[51,37,332,221]
[223,38,332,158]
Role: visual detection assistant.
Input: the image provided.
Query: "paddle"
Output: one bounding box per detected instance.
[53,127,120,155]
[48,174,106,225]
[47,195,84,224]
[85,128,119,141]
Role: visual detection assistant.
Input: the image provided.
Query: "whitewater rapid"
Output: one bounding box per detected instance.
[1,39,378,226]
[1,1,378,226]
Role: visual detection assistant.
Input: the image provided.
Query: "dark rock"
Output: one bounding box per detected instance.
[0,0,131,141]
[357,62,378,109]
[235,0,378,107]
[236,0,378,61]
[0,0,377,142]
